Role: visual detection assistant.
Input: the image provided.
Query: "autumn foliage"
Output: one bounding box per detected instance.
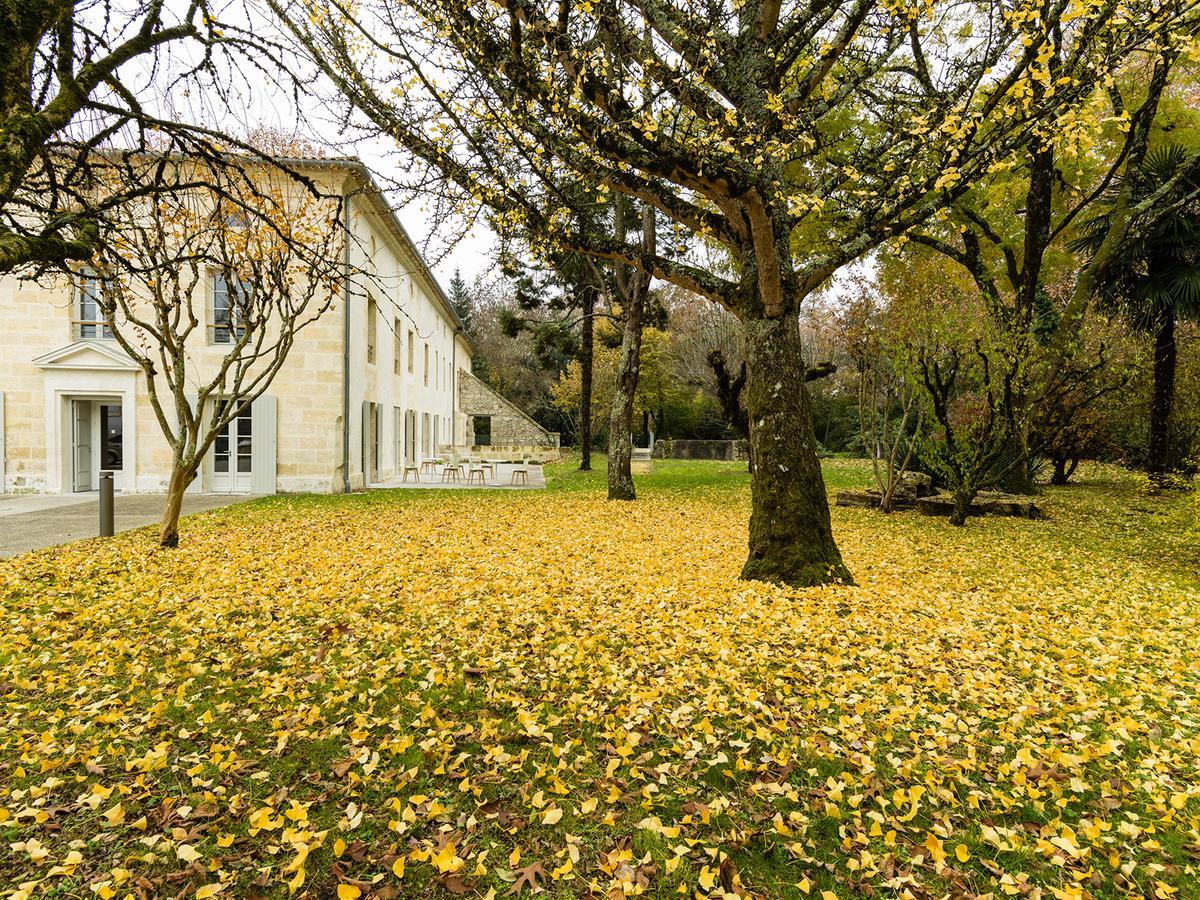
[1,462,1198,897]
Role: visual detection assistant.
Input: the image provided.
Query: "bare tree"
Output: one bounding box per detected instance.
[92,161,344,546]
[1,0,304,274]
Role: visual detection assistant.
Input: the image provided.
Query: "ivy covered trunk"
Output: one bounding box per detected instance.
[579,286,594,471]
[159,462,196,548]
[740,313,850,586]
[1147,306,1176,486]
[607,277,643,501]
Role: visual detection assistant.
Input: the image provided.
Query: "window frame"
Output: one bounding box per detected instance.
[75,269,112,340]
[211,271,250,345]
[366,294,377,365]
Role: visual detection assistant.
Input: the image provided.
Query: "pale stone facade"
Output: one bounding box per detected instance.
[0,158,474,495]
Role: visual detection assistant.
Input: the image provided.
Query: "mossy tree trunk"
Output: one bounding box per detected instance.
[740,313,851,585]
[579,283,594,471]
[607,271,643,501]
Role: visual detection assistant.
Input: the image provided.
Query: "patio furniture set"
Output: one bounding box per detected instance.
[400,458,530,486]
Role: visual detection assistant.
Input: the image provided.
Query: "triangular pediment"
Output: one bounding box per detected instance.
[32,341,139,371]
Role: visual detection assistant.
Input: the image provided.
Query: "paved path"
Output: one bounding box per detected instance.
[0,493,253,559]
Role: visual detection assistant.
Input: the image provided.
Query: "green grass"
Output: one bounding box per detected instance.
[0,458,1197,899]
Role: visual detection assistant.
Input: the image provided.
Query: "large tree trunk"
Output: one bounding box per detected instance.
[607,278,643,501]
[579,285,594,471]
[159,462,196,548]
[740,314,851,586]
[1147,306,1177,486]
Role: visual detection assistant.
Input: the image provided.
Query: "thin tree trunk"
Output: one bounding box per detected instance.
[740,313,851,586]
[579,285,594,471]
[1050,456,1070,486]
[608,278,643,501]
[1147,306,1176,486]
[159,461,195,548]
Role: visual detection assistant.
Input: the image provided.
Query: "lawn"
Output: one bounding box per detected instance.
[1,460,1198,899]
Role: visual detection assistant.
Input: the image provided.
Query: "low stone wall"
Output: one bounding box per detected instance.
[652,439,749,461]
[442,444,562,464]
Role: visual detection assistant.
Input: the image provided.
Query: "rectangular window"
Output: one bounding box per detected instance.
[212,272,249,344]
[76,270,112,339]
[407,331,414,373]
[393,319,402,375]
[366,295,377,364]
[435,350,439,388]
[423,343,429,386]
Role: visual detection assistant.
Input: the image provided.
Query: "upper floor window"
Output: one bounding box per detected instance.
[212,272,249,344]
[393,318,402,375]
[407,330,414,373]
[366,294,377,365]
[76,269,112,339]
[424,342,429,386]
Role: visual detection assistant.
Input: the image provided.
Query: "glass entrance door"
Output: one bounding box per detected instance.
[212,404,253,492]
[99,403,123,491]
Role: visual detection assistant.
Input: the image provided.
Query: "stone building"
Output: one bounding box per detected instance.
[458,370,559,460]
[0,157,476,495]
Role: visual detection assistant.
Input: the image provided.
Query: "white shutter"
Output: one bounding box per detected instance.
[251,395,277,494]
[361,400,371,485]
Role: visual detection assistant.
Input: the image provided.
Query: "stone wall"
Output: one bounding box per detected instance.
[652,439,749,461]
[458,371,559,448]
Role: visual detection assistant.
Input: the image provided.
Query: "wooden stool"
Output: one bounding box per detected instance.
[401,465,420,483]
[510,468,529,486]
[420,460,437,477]
[467,467,485,484]
[480,462,494,480]
[441,465,461,483]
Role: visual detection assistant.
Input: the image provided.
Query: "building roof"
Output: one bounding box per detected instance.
[271,155,476,356]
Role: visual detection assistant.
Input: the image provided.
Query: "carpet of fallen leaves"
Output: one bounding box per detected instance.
[1,463,1199,900]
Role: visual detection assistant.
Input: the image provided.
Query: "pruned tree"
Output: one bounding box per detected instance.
[1,0,301,273]
[272,0,1192,585]
[91,161,344,546]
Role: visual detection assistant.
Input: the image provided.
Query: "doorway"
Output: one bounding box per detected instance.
[71,398,124,492]
[211,403,253,493]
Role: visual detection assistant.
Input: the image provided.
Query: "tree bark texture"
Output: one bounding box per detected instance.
[740,313,851,585]
[159,462,196,548]
[607,276,643,501]
[579,285,594,471]
[1147,305,1177,485]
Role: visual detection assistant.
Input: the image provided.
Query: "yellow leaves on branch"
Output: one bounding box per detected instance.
[0,463,1197,896]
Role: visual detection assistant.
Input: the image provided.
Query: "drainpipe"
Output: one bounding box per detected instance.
[341,192,352,494]
[451,330,458,446]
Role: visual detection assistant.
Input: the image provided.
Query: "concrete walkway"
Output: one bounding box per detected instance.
[0,493,253,559]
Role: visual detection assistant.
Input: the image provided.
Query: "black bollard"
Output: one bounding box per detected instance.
[99,472,114,537]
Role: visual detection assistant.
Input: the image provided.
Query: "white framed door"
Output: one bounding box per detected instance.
[72,400,93,492]
[212,403,254,493]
